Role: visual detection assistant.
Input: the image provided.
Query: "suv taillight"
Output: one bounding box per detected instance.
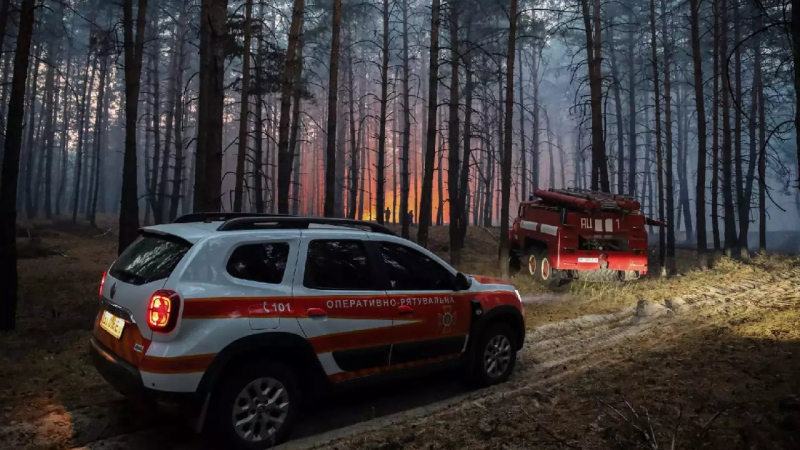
[99,271,107,297]
[147,290,180,333]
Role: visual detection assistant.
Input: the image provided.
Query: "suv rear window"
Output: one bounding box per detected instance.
[109,233,192,285]
[226,243,290,284]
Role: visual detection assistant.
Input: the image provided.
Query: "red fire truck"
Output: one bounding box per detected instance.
[509,188,658,286]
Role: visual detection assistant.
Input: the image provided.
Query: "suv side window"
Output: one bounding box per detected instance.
[226,243,290,284]
[304,240,374,290]
[379,242,453,291]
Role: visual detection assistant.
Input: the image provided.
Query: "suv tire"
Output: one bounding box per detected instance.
[471,323,517,386]
[214,360,299,449]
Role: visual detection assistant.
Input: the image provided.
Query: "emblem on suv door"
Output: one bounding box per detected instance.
[439,305,457,333]
[109,283,117,299]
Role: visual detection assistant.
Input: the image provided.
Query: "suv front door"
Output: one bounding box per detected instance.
[293,235,392,382]
[376,241,471,365]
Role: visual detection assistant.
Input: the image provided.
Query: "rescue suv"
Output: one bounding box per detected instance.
[91,214,525,448]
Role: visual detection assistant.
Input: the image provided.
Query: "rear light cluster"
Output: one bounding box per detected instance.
[99,271,107,297]
[147,290,181,333]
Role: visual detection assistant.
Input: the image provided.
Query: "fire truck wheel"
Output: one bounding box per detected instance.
[535,250,561,288]
[471,322,517,386]
[526,251,540,278]
[214,360,299,449]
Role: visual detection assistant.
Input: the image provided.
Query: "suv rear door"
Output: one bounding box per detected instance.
[374,240,471,365]
[293,234,393,381]
[96,232,192,359]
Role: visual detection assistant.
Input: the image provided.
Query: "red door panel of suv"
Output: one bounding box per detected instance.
[376,241,471,365]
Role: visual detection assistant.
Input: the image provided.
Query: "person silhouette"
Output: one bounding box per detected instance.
[407,210,414,225]
[384,207,391,223]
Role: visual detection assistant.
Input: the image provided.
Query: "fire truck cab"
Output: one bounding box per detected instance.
[509,188,650,286]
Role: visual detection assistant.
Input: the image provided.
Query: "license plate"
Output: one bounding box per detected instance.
[100,310,125,339]
[578,257,599,263]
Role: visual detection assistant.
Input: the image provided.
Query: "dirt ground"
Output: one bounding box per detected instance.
[1,220,798,449]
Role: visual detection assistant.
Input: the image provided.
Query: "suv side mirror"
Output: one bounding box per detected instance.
[454,272,472,291]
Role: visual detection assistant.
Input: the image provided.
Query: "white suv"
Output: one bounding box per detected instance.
[90,214,525,448]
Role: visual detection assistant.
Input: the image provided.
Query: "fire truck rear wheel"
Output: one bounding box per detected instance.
[535,250,561,288]
[214,360,300,449]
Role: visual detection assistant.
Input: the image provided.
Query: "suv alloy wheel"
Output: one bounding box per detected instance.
[214,361,299,449]
[472,323,517,386]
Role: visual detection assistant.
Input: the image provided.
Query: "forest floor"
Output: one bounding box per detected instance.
[0,219,798,449]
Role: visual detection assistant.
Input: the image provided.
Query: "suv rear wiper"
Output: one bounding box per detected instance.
[112,268,146,285]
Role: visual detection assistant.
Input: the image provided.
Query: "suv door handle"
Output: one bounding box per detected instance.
[307,308,328,319]
[397,305,414,315]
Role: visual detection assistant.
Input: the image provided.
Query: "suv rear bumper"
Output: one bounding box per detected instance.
[90,336,145,396]
[90,337,199,404]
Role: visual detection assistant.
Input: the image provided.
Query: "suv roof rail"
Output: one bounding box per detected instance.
[216,216,398,235]
[173,212,294,224]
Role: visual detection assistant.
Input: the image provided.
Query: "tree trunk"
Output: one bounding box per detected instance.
[169,0,188,221]
[690,0,707,261]
[581,0,609,192]
[276,0,304,214]
[447,6,461,264]
[322,0,342,217]
[287,16,305,213]
[233,0,253,212]
[42,53,57,219]
[158,26,179,220]
[793,0,800,193]
[120,0,148,252]
[417,0,440,245]
[649,0,666,275]
[711,0,721,251]
[757,45,766,254]
[677,87,693,240]
[0,0,11,76]
[530,45,539,189]
[660,0,675,272]
[437,110,444,226]
[720,0,736,256]
[90,55,109,226]
[627,10,637,197]
[346,27,358,220]
[73,51,97,223]
[740,15,760,258]
[483,95,494,227]
[193,0,227,214]
[23,45,41,219]
[374,0,389,223]
[733,3,745,256]
[500,0,517,278]
[546,111,555,189]
[607,25,624,194]
[457,36,473,251]
[0,0,34,330]
[518,43,526,200]
[147,15,161,221]
[56,50,72,217]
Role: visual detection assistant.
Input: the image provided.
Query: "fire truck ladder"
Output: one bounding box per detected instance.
[548,188,639,211]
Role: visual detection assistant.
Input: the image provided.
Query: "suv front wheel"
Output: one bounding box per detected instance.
[471,323,517,386]
[214,360,299,449]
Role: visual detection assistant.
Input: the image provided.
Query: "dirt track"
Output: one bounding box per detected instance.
[3,263,798,450]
